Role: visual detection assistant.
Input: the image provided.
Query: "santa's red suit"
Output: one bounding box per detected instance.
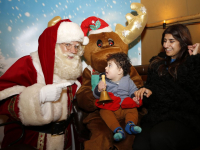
[0,18,88,150]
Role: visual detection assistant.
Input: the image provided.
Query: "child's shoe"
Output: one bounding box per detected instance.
[125,121,142,134]
[113,127,125,142]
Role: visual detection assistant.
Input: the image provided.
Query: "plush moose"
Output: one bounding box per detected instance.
[76,3,147,150]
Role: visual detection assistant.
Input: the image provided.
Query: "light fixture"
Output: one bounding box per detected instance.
[163,20,166,29]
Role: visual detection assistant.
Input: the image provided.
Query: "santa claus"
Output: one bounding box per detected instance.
[0,16,88,150]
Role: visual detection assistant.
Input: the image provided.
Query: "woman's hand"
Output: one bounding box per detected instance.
[188,43,200,55]
[132,97,140,105]
[98,81,107,92]
[134,88,152,100]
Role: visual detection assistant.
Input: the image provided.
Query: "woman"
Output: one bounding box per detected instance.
[133,24,200,150]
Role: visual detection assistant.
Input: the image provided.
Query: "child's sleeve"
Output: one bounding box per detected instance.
[93,85,101,99]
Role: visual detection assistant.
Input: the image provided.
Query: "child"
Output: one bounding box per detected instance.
[93,52,142,142]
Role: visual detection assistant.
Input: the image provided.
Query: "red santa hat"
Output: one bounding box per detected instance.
[38,19,89,85]
[81,16,113,36]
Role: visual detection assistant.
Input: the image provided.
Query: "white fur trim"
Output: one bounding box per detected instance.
[18,83,54,125]
[82,36,89,45]
[89,26,112,35]
[41,102,52,121]
[86,65,93,74]
[18,82,69,125]
[30,51,45,84]
[52,89,68,121]
[46,134,64,150]
[0,85,25,101]
[57,22,85,44]
[75,80,81,92]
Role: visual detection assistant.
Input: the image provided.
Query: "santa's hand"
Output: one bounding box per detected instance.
[40,82,74,103]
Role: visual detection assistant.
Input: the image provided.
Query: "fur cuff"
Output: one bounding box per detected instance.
[46,134,64,150]
[18,83,53,125]
[0,85,25,101]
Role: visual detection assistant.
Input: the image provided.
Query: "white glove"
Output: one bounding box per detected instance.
[40,82,74,103]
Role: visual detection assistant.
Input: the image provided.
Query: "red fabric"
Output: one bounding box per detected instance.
[0,97,12,115]
[65,123,72,149]
[1,118,42,149]
[95,93,143,111]
[38,19,72,85]
[67,77,82,112]
[0,95,20,118]
[95,92,121,111]
[65,83,78,150]
[81,16,110,36]
[0,56,37,91]
[121,97,142,109]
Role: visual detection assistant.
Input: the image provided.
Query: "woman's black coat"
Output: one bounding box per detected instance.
[142,52,200,133]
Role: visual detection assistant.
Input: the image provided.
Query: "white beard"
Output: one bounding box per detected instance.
[54,44,82,80]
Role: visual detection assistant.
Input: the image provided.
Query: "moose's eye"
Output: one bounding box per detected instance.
[97,40,103,47]
[108,39,114,46]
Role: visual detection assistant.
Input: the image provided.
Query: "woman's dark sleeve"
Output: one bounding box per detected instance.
[178,54,200,104]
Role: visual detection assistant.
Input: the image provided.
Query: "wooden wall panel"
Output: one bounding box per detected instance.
[141,0,200,65]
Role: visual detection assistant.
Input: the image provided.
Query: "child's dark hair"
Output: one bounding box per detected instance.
[107,52,132,76]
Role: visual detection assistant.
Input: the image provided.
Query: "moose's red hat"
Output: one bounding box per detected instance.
[81,16,113,36]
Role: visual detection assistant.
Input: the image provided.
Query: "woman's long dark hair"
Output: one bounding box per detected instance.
[150,24,192,80]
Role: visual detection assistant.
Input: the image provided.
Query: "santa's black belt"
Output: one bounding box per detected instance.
[24,113,74,135]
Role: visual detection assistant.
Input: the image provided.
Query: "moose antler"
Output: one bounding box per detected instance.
[47,16,62,27]
[115,3,148,45]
